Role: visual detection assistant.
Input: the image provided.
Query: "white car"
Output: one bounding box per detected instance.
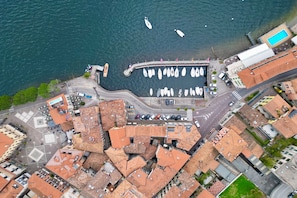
[194,120,200,128]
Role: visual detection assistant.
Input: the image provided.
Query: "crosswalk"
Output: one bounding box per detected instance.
[232,91,242,100]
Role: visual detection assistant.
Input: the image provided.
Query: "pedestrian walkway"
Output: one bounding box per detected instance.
[232,91,242,100]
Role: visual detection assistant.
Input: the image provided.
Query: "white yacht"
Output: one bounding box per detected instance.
[178,89,182,97]
[200,67,204,76]
[190,67,195,77]
[184,89,189,96]
[143,68,148,77]
[195,68,200,77]
[158,68,162,80]
[144,17,152,29]
[170,88,174,96]
[174,67,179,78]
[170,67,175,77]
[181,67,186,76]
[174,29,185,37]
[150,88,153,96]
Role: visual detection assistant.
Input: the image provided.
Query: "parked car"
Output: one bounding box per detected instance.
[228,101,235,107]
[175,115,181,120]
[273,86,282,94]
[218,72,225,79]
[155,114,161,120]
[194,120,200,128]
[135,114,140,119]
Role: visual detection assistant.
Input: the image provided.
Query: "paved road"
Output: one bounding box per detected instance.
[270,182,294,198]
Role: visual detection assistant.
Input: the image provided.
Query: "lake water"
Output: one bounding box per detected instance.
[0,0,297,96]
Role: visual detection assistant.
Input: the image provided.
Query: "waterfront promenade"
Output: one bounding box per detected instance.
[123,60,210,76]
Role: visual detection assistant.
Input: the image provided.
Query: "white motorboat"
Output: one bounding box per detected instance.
[150,88,153,96]
[190,67,195,77]
[174,67,179,78]
[195,87,200,95]
[181,67,186,76]
[200,87,203,96]
[157,88,161,97]
[170,88,174,96]
[158,68,162,80]
[200,67,204,76]
[195,68,200,77]
[178,89,182,97]
[163,68,167,76]
[148,69,153,78]
[143,68,148,77]
[190,88,193,96]
[170,67,175,77]
[144,17,152,29]
[192,89,196,96]
[167,90,171,97]
[164,87,168,93]
[151,68,155,76]
[174,29,185,37]
[184,89,189,96]
[167,68,171,77]
[160,89,164,97]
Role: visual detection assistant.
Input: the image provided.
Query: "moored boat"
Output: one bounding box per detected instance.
[103,63,109,77]
[150,88,153,96]
[200,87,203,96]
[200,67,204,76]
[174,29,185,37]
[195,68,200,77]
[184,89,189,96]
[178,89,182,97]
[143,68,148,77]
[192,89,196,96]
[144,17,152,29]
[190,67,195,77]
[158,68,162,80]
[174,67,179,78]
[167,68,171,77]
[190,88,193,96]
[148,69,153,78]
[163,68,167,76]
[160,89,164,97]
[167,90,171,97]
[181,67,186,76]
[170,88,174,96]
[170,67,174,77]
[157,88,161,97]
[195,87,200,95]
[151,68,155,76]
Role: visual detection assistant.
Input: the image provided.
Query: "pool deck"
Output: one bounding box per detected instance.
[123,60,210,76]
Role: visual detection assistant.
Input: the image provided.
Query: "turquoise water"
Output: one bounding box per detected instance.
[0,0,297,96]
[268,30,289,46]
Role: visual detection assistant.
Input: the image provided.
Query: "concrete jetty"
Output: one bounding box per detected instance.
[123,60,210,76]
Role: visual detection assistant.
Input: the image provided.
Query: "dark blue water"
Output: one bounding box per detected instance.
[0,0,297,96]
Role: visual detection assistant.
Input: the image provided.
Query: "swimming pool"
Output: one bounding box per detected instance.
[268,30,288,46]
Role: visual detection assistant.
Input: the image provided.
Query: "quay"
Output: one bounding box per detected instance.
[246,32,257,46]
[123,60,210,76]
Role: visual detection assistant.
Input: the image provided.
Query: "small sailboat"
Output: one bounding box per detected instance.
[144,17,152,29]
[184,89,189,96]
[170,67,175,77]
[163,68,167,76]
[174,29,185,37]
[148,69,153,78]
[158,68,162,80]
[178,89,182,97]
[150,88,153,96]
[174,67,179,78]
[181,67,186,76]
[170,88,174,96]
[143,68,148,77]
[195,68,200,77]
[190,67,195,77]
[200,67,204,76]
[157,88,161,97]
[195,87,200,95]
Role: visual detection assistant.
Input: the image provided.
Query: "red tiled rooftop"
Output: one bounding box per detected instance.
[196,189,215,198]
[0,179,24,198]
[262,94,291,118]
[109,127,131,149]
[272,108,297,138]
[47,94,72,125]
[223,116,246,134]
[125,125,166,137]
[208,180,226,196]
[0,133,13,158]
[105,179,145,198]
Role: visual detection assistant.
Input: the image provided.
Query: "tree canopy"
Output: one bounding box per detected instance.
[38,83,49,98]
[0,95,12,110]
[13,87,38,105]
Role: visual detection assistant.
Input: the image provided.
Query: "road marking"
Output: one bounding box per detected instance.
[232,91,242,100]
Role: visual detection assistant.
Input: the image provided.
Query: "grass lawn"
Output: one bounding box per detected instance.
[219,175,265,198]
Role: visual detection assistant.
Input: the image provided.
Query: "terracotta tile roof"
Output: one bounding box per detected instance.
[184,141,219,175]
[240,131,264,158]
[60,121,74,132]
[47,94,72,125]
[82,152,109,172]
[109,127,131,148]
[28,173,63,198]
[105,147,129,164]
[0,133,13,159]
[214,128,248,162]
[99,99,127,131]
[166,124,201,151]
[105,179,146,198]
[282,79,297,100]
[223,116,246,134]
[163,171,200,198]
[67,169,92,189]
[72,133,104,153]
[208,180,225,196]
[196,189,215,198]
[272,108,297,138]
[0,176,10,192]
[79,106,100,128]
[238,46,297,88]
[72,117,85,132]
[262,94,291,118]
[45,147,84,180]
[239,104,267,127]
[124,143,146,154]
[242,148,253,159]
[127,168,148,187]
[125,125,166,137]
[0,179,24,198]
[140,144,157,161]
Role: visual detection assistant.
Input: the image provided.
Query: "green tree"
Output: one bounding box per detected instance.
[48,79,61,93]
[84,72,91,79]
[38,83,49,98]
[0,95,12,110]
[13,87,38,105]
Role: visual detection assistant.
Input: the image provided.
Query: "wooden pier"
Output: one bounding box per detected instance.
[123,60,210,76]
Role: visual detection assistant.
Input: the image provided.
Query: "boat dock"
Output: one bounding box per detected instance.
[123,60,210,76]
[246,32,257,46]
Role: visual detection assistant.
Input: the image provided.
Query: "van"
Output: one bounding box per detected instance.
[218,72,225,79]
[77,92,84,97]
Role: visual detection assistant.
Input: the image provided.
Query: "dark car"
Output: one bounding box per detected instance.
[135,114,140,119]
[144,114,151,120]
[170,115,176,120]
[175,115,182,120]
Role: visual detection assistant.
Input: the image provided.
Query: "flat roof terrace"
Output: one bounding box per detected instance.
[123,60,210,76]
[259,23,292,48]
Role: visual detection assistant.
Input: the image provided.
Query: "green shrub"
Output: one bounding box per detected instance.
[38,83,49,98]
[84,72,91,79]
[0,95,12,110]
